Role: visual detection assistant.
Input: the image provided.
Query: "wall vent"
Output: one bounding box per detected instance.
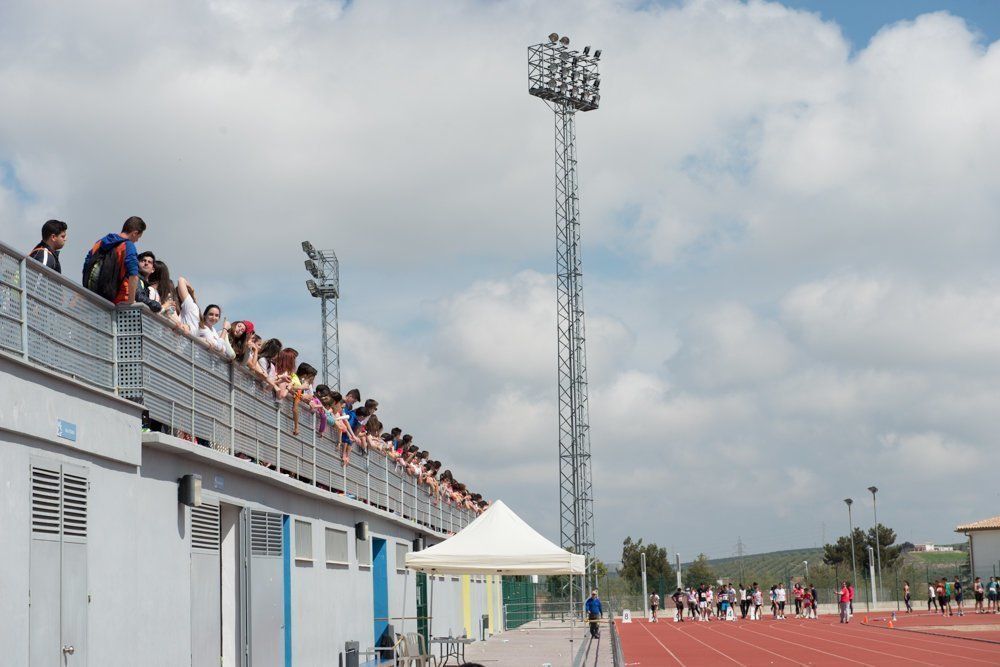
[250,510,282,557]
[191,503,220,552]
[61,471,88,539]
[30,465,61,536]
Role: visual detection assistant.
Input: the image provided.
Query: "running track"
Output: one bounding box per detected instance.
[616,613,1000,666]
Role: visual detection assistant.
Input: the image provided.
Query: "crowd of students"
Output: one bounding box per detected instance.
[924,576,1000,617]
[27,217,488,517]
[654,582,823,623]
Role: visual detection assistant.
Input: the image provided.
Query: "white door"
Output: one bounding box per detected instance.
[29,460,89,667]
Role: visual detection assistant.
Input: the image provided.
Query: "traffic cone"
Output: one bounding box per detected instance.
[888,620,894,629]
[863,616,868,624]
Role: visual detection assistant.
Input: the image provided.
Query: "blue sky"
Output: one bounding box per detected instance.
[782,0,1000,46]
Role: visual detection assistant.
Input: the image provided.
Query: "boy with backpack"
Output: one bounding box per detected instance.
[82,217,146,304]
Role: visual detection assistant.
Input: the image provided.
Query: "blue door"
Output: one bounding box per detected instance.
[372,538,389,646]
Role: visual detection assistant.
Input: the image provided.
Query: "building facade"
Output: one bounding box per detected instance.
[956,516,1000,581]
[0,242,497,666]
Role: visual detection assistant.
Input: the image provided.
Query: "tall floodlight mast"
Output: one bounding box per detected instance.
[302,241,341,391]
[528,33,601,597]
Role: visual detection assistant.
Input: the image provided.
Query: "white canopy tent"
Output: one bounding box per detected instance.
[405,499,585,575]
[405,500,586,643]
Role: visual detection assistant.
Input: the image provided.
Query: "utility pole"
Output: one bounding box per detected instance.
[528,33,602,602]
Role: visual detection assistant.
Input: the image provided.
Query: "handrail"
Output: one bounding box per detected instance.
[0,240,476,533]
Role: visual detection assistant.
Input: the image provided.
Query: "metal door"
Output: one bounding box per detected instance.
[29,460,89,667]
[191,502,222,667]
[248,510,284,666]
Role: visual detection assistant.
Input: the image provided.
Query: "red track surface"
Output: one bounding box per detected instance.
[616,611,1000,666]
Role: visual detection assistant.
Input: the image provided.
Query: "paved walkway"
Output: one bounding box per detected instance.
[460,619,613,667]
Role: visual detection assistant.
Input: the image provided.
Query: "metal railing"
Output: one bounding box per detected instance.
[0,240,475,534]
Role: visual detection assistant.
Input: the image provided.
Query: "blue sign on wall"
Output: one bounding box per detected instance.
[57,420,77,442]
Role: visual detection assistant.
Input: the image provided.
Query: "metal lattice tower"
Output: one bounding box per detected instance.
[302,242,341,391]
[528,34,601,595]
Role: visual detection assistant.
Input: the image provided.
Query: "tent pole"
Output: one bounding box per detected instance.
[429,573,434,641]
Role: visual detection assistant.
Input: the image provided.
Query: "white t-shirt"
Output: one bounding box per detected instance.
[198,325,226,353]
[148,285,161,303]
[179,295,200,332]
[258,357,276,381]
[776,587,786,603]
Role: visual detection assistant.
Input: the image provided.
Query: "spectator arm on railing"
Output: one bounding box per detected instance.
[125,274,138,304]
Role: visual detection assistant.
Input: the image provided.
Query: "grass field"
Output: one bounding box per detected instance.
[906,550,967,565]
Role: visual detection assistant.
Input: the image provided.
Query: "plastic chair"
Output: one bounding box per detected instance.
[395,633,437,667]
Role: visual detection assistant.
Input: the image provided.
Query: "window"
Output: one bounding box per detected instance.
[325,527,349,565]
[357,535,371,568]
[294,519,313,562]
[395,542,409,573]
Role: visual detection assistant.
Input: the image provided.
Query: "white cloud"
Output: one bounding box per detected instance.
[3,0,1000,558]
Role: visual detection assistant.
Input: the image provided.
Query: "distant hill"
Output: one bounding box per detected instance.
[679,544,970,587]
[684,548,823,585]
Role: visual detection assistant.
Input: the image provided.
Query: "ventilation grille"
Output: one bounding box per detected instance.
[31,464,88,540]
[31,466,61,536]
[191,503,220,552]
[62,472,88,538]
[250,511,282,557]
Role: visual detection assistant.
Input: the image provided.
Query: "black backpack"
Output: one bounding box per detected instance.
[83,239,125,300]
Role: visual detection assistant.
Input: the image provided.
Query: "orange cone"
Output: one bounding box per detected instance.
[888,620,894,629]
[863,616,868,624]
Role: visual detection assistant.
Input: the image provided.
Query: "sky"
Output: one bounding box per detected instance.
[2,0,1000,563]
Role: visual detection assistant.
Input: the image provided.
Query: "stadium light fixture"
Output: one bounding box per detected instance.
[528,33,603,599]
[301,240,342,390]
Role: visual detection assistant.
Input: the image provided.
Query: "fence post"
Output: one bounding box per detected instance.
[895,569,899,612]
[190,342,196,437]
[384,456,390,511]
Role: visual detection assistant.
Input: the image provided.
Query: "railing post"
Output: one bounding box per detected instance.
[275,405,282,472]
[229,364,236,457]
[384,457,390,512]
[111,306,119,395]
[190,341,196,437]
[18,258,28,360]
[311,413,318,486]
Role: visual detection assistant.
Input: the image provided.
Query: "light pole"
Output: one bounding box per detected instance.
[804,560,809,580]
[676,553,682,588]
[868,486,883,596]
[301,241,341,390]
[528,33,602,602]
[845,498,859,601]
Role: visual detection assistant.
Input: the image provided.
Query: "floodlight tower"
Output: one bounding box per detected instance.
[301,241,341,390]
[528,33,602,596]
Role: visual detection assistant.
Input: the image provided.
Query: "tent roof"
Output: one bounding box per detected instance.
[404,500,585,576]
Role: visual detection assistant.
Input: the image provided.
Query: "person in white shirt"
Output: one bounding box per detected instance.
[775,584,787,619]
[198,304,235,359]
[649,592,660,622]
[176,277,201,334]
